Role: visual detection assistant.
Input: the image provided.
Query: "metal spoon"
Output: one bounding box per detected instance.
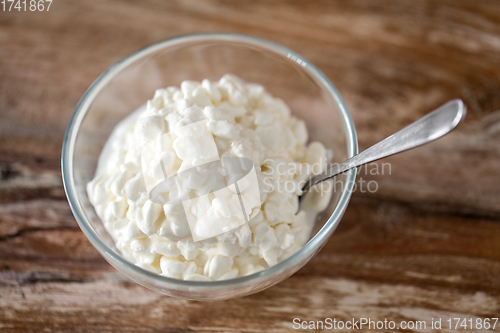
[297,99,467,211]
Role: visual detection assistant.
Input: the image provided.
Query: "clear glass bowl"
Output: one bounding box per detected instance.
[61,33,358,301]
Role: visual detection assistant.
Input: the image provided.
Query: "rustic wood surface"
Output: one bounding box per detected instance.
[1,0,500,332]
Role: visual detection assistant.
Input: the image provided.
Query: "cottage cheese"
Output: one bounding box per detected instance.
[87,74,331,281]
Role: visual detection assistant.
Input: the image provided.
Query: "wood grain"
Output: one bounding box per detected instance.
[1,0,500,332]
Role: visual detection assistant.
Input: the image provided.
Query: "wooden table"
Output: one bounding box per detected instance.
[1,1,500,332]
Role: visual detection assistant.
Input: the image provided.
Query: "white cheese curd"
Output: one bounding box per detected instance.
[87,74,332,280]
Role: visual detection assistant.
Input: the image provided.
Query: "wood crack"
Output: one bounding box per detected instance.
[0,225,79,243]
[0,269,92,286]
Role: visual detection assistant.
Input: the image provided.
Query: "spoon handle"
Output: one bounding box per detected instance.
[304,99,467,192]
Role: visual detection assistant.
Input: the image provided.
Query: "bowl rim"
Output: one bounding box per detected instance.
[61,32,358,288]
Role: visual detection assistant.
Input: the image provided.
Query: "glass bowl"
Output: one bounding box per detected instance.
[61,33,358,301]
